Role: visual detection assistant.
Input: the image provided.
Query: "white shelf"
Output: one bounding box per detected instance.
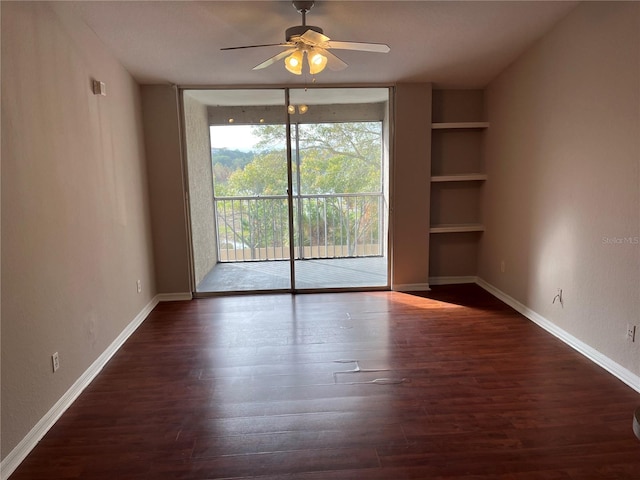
[431,173,487,183]
[432,122,489,130]
[430,224,485,234]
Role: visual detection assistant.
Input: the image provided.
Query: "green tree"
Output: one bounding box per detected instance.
[221,150,288,196]
[254,122,382,194]
[211,148,254,187]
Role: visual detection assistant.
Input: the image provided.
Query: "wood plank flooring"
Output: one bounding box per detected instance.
[10,285,640,479]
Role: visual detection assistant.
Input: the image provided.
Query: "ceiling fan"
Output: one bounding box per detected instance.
[221,0,390,75]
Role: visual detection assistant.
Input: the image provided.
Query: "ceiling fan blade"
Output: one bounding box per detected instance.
[321,49,348,71]
[253,48,296,70]
[221,43,292,51]
[299,29,330,46]
[324,41,390,53]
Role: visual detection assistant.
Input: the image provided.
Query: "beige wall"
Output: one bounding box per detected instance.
[392,83,432,289]
[140,86,191,294]
[1,2,156,458]
[479,2,640,377]
[183,93,217,286]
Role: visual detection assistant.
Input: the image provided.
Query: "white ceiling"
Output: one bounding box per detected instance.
[64,0,578,88]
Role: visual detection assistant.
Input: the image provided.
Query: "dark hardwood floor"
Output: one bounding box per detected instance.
[10,284,640,479]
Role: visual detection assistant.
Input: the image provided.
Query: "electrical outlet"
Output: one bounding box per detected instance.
[626,324,636,342]
[500,260,505,273]
[52,352,60,372]
[136,279,142,294]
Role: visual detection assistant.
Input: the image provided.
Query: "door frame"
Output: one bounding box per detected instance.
[178,85,395,296]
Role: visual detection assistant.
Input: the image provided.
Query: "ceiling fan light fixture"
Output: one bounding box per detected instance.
[284,50,304,75]
[308,48,327,74]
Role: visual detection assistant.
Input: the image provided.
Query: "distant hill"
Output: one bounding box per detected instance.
[211,148,253,170]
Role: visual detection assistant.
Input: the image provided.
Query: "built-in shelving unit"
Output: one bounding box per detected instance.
[431,122,490,130]
[430,224,485,234]
[431,173,487,183]
[429,90,487,281]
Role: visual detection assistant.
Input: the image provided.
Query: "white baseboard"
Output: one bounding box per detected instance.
[392,282,431,292]
[157,292,193,301]
[476,277,640,394]
[429,276,477,285]
[0,295,161,480]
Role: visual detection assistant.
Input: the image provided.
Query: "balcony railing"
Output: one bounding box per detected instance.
[215,193,384,262]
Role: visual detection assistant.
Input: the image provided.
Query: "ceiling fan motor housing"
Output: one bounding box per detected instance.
[292,1,315,13]
[286,25,324,42]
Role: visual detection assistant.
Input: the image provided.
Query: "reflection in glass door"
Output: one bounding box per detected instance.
[182,87,390,294]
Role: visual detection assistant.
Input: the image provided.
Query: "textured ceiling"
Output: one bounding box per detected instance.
[61,1,578,88]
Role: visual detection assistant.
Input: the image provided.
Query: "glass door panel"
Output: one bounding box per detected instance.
[288,88,390,290]
[183,89,291,294]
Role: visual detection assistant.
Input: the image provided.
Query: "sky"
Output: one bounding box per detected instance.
[210,125,260,151]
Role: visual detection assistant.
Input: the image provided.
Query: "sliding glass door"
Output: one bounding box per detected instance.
[182,87,390,294]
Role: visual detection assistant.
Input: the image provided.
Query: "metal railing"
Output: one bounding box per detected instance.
[215,193,384,262]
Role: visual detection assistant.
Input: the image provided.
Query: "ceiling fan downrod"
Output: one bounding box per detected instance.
[293,1,315,23]
[286,1,323,41]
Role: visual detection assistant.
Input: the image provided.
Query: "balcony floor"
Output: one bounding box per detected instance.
[197,256,388,293]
